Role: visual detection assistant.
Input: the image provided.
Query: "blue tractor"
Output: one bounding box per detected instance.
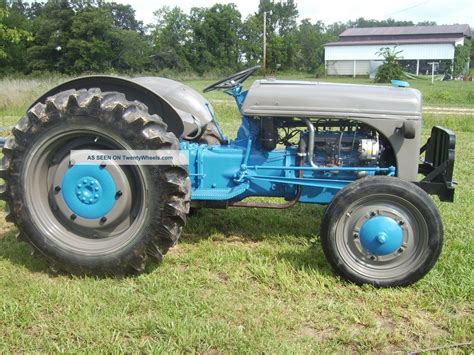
[1,67,456,286]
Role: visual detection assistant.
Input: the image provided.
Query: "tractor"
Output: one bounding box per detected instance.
[0,66,456,287]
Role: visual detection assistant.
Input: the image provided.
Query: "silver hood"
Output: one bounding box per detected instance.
[242,79,422,121]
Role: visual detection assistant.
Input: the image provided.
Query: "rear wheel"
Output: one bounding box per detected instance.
[320,177,443,287]
[198,121,222,145]
[0,88,190,275]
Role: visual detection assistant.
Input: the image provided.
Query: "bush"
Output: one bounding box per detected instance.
[374,47,404,83]
[453,42,471,77]
[314,64,325,78]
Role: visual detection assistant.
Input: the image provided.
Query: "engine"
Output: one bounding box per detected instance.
[311,131,380,166]
[259,118,392,168]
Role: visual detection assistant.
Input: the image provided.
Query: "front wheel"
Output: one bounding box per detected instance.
[320,177,443,287]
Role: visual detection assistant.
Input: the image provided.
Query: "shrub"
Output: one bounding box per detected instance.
[374,47,404,83]
[453,42,471,77]
[314,64,326,78]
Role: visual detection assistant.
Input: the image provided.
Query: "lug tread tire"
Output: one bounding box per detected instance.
[198,121,222,145]
[1,88,191,275]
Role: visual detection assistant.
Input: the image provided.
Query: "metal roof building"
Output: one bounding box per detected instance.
[324,24,472,76]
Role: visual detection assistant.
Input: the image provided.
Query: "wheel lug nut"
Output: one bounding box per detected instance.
[398,248,404,253]
[115,190,123,199]
[54,185,61,192]
[100,217,107,224]
[94,194,99,198]
[70,214,77,220]
[100,163,106,169]
[370,255,376,260]
[398,220,405,225]
[353,233,359,239]
[370,211,376,217]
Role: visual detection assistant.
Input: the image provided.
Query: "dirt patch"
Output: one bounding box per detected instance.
[216,271,229,282]
[298,324,334,340]
[375,314,395,332]
[0,212,14,239]
[424,106,474,115]
[405,310,449,338]
[166,244,186,256]
[211,235,260,247]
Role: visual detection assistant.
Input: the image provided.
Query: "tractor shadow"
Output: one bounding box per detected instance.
[0,230,50,273]
[0,204,334,276]
[184,203,325,243]
[183,203,334,275]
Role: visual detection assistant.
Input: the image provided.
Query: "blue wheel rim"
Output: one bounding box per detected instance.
[359,216,403,255]
[61,164,117,219]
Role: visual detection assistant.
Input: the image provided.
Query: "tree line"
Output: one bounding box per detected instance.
[0,0,469,76]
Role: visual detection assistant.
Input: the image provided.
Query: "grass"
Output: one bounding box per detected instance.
[0,75,473,352]
[0,72,473,124]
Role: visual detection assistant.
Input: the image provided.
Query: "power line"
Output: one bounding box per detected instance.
[389,0,431,15]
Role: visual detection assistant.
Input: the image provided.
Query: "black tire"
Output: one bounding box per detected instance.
[188,207,200,217]
[320,176,443,287]
[0,88,191,275]
[198,121,222,145]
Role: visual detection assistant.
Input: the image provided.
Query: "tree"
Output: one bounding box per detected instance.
[294,19,329,72]
[64,6,115,73]
[240,14,262,66]
[326,22,348,37]
[453,42,471,77]
[275,0,298,69]
[24,0,151,74]
[0,1,33,73]
[471,37,474,69]
[416,21,437,26]
[255,0,298,70]
[374,47,404,83]
[110,29,151,72]
[349,17,414,28]
[151,6,191,71]
[188,4,242,73]
[4,1,449,76]
[0,7,31,59]
[26,0,75,72]
[102,2,144,32]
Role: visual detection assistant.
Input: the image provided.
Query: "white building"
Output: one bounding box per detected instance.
[324,25,472,77]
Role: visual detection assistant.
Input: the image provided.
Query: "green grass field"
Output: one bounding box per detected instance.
[0,75,472,352]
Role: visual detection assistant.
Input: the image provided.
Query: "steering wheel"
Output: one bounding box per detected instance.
[203,66,260,93]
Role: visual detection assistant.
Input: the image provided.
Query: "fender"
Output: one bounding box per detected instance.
[30,75,186,137]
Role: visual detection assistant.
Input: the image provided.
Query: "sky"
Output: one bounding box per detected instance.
[109,0,474,27]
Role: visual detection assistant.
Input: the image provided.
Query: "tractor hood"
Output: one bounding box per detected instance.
[242,79,422,120]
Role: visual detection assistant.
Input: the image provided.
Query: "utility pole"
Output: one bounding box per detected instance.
[263,11,267,75]
[428,62,438,84]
